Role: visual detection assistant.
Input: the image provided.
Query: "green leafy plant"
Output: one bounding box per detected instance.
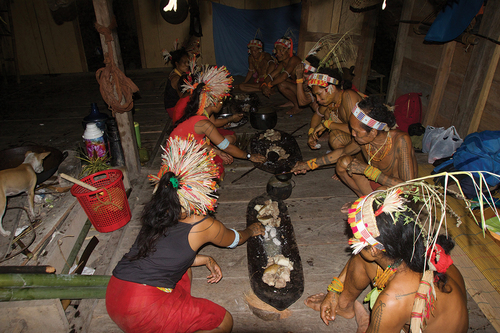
[77,150,111,178]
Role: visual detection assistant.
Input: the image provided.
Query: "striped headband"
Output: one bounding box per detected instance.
[247,39,263,49]
[302,61,317,73]
[347,193,385,254]
[352,102,388,131]
[307,73,339,87]
[274,38,291,49]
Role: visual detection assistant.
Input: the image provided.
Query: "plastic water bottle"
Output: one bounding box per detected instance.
[83,123,107,158]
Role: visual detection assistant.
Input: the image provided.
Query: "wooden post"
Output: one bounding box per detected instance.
[297,0,310,59]
[352,10,378,94]
[92,0,141,177]
[386,0,415,104]
[423,41,456,126]
[452,0,500,137]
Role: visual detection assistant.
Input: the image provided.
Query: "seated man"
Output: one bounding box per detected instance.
[294,56,322,149]
[306,184,469,333]
[239,39,276,92]
[307,67,362,152]
[260,37,302,115]
[292,96,418,210]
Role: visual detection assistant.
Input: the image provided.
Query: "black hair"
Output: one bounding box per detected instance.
[357,96,396,132]
[127,172,182,260]
[317,67,353,90]
[373,199,455,293]
[173,82,205,128]
[167,48,189,68]
[305,55,320,69]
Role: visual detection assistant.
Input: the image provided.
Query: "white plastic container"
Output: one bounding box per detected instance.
[83,123,106,158]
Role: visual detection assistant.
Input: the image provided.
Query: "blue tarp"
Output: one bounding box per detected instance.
[212,3,301,76]
[424,0,483,42]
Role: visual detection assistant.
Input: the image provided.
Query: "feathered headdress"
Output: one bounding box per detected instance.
[181,65,233,115]
[162,38,180,64]
[347,171,500,332]
[149,135,219,216]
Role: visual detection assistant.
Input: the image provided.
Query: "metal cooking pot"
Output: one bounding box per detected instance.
[249,106,277,130]
[0,145,67,185]
[266,175,294,200]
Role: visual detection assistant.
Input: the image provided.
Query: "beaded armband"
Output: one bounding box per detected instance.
[308,128,314,136]
[327,277,344,294]
[322,119,333,130]
[306,158,319,170]
[364,165,382,182]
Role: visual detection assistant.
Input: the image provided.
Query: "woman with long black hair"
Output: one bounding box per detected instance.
[164,48,190,123]
[106,137,264,332]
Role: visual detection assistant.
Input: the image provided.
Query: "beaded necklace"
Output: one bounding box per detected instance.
[365,259,403,308]
[366,132,392,165]
[373,258,403,289]
[327,90,344,123]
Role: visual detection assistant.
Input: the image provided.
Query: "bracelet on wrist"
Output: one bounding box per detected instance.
[308,128,314,136]
[322,119,333,130]
[296,78,304,84]
[306,158,318,170]
[364,165,382,182]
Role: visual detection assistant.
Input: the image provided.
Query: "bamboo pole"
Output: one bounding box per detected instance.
[0,287,107,301]
[0,274,110,288]
[0,266,55,274]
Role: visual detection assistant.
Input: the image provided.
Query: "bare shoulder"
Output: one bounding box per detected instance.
[344,89,362,102]
[391,129,411,145]
[263,52,273,61]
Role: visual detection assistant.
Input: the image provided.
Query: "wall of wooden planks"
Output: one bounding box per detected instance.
[10,0,367,78]
[388,0,500,137]
[10,0,86,75]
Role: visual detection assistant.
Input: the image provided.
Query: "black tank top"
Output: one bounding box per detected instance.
[112,216,208,288]
[164,77,180,109]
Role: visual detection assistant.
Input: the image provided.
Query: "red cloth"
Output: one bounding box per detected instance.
[167,96,190,124]
[217,127,235,137]
[106,272,226,333]
[370,180,382,191]
[170,116,225,177]
[169,115,207,144]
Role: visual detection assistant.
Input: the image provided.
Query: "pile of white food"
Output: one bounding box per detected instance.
[267,144,290,161]
[262,254,294,289]
[259,129,281,142]
[254,200,281,227]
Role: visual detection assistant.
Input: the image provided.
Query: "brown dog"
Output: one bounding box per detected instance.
[0,151,51,236]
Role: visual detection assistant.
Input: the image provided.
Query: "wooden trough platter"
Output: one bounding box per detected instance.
[246,193,304,312]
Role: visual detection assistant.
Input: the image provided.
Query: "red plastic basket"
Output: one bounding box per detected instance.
[70,169,131,233]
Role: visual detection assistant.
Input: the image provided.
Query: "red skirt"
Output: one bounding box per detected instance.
[106,272,226,333]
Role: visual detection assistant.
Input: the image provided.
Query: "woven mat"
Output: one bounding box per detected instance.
[419,164,500,331]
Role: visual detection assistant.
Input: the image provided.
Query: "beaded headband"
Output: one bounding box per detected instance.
[307,73,339,87]
[352,102,388,131]
[348,192,387,254]
[302,62,317,73]
[274,38,293,58]
[247,39,263,49]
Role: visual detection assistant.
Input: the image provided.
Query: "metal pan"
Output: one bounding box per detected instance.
[0,145,67,185]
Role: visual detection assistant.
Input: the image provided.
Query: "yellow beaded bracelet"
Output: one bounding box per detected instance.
[306,158,319,170]
[322,119,333,130]
[327,277,344,294]
[308,128,314,135]
[364,165,382,182]
[296,78,304,84]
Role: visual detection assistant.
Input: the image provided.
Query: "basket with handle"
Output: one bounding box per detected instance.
[69,169,131,233]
